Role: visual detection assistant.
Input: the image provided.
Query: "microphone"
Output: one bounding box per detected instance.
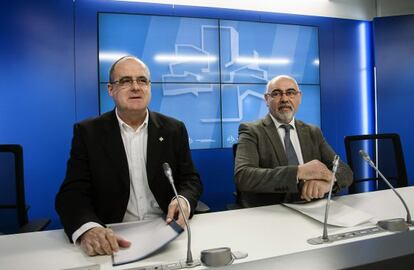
[321,155,340,241]
[359,150,413,231]
[162,162,200,268]
[307,155,339,244]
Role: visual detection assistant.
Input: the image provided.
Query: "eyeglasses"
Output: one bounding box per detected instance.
[266,89,300,99]
[111,76,151,88]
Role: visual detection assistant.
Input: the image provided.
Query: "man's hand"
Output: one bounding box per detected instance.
[300,180,331,201]
[166,197,190,228]
[297,160,332,182]
[79,227,131,256]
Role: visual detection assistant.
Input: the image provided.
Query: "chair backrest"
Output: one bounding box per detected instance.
[0,144,28,233]
[231,143,241,206]
[344,134,408,194]
[232,143,238,160]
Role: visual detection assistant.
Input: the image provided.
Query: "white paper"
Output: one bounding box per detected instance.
[283,199,374,227]
[110,217,183,266]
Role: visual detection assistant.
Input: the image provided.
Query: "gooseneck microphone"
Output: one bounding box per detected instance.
[307,155,340,245]
[162,162,200,268]
[359,150,413,230]
[321,155,340,241]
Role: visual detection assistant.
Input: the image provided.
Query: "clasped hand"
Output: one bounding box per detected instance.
[297,160,335,201]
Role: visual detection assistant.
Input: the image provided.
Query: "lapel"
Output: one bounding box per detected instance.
[146,111,164,184]
[263,114,288,165]
[295,120,312,163]
[101,111,130,189]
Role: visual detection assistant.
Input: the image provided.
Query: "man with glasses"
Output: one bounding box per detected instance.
[56,56,202,256]
[234,75,352,207]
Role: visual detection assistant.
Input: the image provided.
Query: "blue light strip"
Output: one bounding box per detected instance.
[358,21,375,192]
[359,22,371,135]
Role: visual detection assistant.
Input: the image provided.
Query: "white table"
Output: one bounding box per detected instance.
[1,187,413,270]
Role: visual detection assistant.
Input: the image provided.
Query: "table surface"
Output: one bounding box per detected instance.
[1,186,413,270]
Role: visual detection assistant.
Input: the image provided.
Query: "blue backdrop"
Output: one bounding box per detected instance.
[98,13,321,149]
[374,15,414,187]
[0,0,377,229]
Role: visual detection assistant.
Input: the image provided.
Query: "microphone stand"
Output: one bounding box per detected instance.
[321,155,340,241]
[359,150,413,231]
[163,163,201,268]
[307,155,339,245]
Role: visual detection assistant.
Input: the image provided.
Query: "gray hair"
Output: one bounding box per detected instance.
[265,75,299,93]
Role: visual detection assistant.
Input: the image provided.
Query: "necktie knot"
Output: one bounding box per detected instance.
[280,124,299,165]
[281,124,293,133]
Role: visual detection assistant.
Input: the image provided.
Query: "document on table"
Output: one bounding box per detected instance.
[110,217,183,266]
[283,199,374,227]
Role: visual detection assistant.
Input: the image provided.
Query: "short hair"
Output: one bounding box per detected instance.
[108,55,151,82]
[265,75,299,93]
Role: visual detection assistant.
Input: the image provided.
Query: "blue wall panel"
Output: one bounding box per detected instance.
[322,20,375,159]
[374,15,414,185]
[74,0,373,210]
[0,0,375,228]
[0,1,75,228]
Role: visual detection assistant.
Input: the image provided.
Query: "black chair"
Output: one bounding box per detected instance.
[344,134,408,194]
[194,200,210,214]
[0,144,50,234]
[227,143,242,210]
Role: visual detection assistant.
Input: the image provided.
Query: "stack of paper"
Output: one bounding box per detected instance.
[110,217,183,266]
[284,199,374,227]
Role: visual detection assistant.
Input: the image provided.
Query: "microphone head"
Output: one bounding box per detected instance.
[162,162,171,173]
[332,155,339,173]
[162,162,174,185]
[359,150,371,162]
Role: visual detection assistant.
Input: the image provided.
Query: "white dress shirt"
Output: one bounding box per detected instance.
[72,109,189,244]
[269,114,304,165]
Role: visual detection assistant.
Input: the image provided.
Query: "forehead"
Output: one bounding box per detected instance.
[112,58,149,78]
[268,78,298,91]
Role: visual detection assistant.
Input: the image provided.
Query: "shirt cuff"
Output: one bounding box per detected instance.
[71,222,103,244]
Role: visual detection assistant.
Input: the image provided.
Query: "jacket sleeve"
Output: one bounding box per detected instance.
[174,122,203,217]
[234,123,299,194]
[315,127,353,191]
[55,124,104,241]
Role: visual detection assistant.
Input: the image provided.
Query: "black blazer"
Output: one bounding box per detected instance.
[55,110,203,239]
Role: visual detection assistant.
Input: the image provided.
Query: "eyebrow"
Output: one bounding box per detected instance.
[119,76,149,80]
[270,88,297,92]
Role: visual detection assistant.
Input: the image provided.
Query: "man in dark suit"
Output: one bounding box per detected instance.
[234,75,352,208]
[55,56,202,256]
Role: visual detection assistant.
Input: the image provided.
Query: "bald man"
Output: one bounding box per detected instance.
[56,56,202,256]
[234,75,353,207]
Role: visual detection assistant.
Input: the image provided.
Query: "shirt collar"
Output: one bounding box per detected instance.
[269,113,296,130]
[115,108,149,132]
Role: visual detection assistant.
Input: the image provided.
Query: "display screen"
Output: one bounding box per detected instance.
[98,13,320,149]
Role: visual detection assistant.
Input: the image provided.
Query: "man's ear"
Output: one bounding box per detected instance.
[264,94,270,107]
[107,83,114,97]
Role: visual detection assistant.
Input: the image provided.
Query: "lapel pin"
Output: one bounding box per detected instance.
[159,137,164,142]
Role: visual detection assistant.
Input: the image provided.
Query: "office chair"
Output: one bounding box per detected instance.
[344,134,408,194]
[227,143,242,210]
[194,200,210,214]
[0,144,50,234]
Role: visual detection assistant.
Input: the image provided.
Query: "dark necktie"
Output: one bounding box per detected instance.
[281,124,299,165]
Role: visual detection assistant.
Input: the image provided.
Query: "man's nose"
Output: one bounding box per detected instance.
[131,80,141,90]
[280,94,289,101]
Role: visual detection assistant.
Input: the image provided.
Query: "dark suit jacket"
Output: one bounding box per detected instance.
[234,114,353,207]
[55,110,203,239]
